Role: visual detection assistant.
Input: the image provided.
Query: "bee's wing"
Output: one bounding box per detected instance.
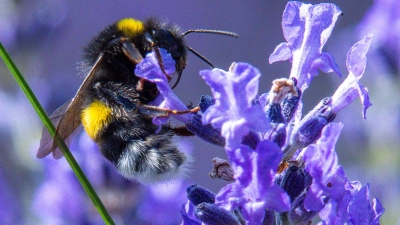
[37,100,74,158]
[37,53,105,159]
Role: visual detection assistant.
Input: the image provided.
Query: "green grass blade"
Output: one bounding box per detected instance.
[0,42,115,225]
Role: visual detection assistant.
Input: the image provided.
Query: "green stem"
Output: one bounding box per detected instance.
[0,42,115,225]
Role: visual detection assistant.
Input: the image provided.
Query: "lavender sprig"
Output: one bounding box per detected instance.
[176,1,384,224]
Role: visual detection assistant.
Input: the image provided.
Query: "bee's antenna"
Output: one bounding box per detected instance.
[181,29,238,66]
[171,29,238,89]
[182,29,238,38]
[187,46,214,68]
[171,46,215,89]
[171,70,183,89]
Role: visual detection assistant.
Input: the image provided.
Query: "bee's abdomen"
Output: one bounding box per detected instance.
[81,100,112,140]
[98,121,190,183]
[116,128,189,183]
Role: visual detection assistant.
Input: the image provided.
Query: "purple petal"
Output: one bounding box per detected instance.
[215,181,245,211]
[135,48,190,125]
[181,201,202,225]
[270,2,342,91]
[348,184,371,225]
[371,198,385,225]
[330,35,373,119]
[200,63,270,148]
[346,35,373,77]
[215,142,290,224]
[303,123,350,211]
[348,183,385,225]
[318,192,352,225]
[269,42,292,63]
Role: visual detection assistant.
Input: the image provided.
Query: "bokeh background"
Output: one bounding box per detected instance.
[2,0,399,224]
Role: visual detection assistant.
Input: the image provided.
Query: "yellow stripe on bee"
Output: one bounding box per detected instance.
[116,18,145,37]
[81,100,112,140]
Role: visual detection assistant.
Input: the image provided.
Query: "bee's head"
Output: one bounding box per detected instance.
[114,18,187,85]
[142,18,187,78]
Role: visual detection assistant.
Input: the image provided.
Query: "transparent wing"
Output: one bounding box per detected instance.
[37,100,71,158]
[36,53,105,159]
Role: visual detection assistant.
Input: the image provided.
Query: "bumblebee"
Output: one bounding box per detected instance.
[37,18,237,183]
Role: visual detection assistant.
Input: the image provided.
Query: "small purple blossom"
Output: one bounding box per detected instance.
[199,63,270,149]
[303,122,350,211]
[329,34,373,119]
[215,141,290,224]
[135,48,190,127]
[269,1,342,91]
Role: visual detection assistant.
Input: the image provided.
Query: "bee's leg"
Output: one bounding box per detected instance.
[172,126,195,136]
[120,37,143,64]
[169,106,200,115]
[137,105,200,117]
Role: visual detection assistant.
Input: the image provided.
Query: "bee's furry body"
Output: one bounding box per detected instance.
[76,18,190,183]
[83,81,189,183]
[36,18,190,183]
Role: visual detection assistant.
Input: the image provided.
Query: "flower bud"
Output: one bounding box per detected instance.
[186,184,215,206]
[195,203,240,225]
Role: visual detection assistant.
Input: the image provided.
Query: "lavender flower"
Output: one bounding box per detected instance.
[329,35,373,119]
[177,1,384,224]
[215,142,291,223]
[199,63,269,149]
[269,2,342,91]
[10,0,384,224]
[135,48,191,128]
[303,123,350,212]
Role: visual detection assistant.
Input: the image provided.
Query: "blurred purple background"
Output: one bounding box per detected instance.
[3,0,400,224]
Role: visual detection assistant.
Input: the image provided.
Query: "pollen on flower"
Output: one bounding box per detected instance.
[268,78,298,103]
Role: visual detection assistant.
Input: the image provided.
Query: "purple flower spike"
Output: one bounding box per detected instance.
[199,63,270,148]
[215,141,290,224]
[135,48,190,127]
[269,2,342,91]
[330,35,373,119]
[303,122,350,212]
